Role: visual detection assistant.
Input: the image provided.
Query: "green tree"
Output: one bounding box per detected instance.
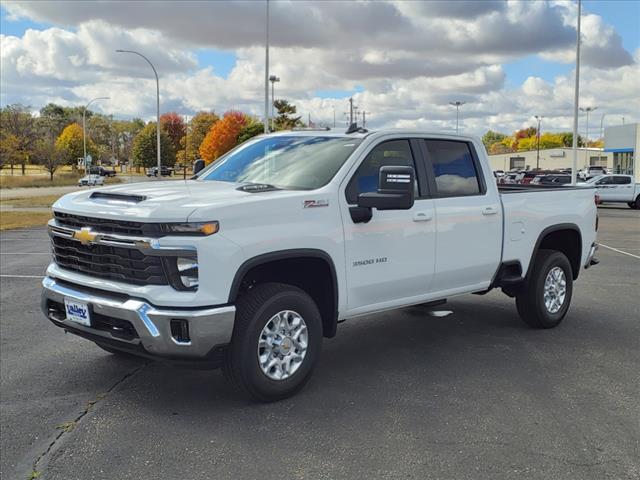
[482,130,507,150]
[273,99,302,130]
[177,111,218,164]
[238,119,265,144]
[131,123,175,168]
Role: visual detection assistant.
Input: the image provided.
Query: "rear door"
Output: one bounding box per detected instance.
[419,139,502,292]
[612,175,634,201]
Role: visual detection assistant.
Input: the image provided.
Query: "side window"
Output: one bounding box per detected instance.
[614,176,631,185]
[596,176,613,185]
[346,140,416,204]
[424,140,482,196]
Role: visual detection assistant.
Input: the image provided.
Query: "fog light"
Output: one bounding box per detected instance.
[176,257,198,289]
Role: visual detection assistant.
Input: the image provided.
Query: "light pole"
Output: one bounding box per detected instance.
[269,74,280,131]
[534,115,543,170]
[332,105,336,128]
[449,101,465,134]
[116,49,161,175]
[580,106,597,166]
[599,113,607,141]
[83,96,110,172]
[571,0,582,185]
[264,0,270,134]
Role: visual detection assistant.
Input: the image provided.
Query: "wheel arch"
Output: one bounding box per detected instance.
[527,224,582,280]
[228,249,339,338]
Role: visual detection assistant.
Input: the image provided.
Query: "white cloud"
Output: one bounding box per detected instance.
[1,0,637,137]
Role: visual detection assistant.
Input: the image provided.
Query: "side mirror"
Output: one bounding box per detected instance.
[193,159,205,175]
[358,165,415,210]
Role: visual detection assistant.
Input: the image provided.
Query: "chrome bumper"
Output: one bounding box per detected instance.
[41,277,235,360]
[585,242,599,269]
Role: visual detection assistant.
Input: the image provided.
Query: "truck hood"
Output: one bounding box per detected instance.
[53,180,263,222]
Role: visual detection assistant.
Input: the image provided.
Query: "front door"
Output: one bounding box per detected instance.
[340,138,436,314]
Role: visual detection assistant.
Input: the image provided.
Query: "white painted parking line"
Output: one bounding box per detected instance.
[0,274,44,279]
[599,243,640,260]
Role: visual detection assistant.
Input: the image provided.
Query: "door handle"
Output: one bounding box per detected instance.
[413,211,433,222]
[482,207,498,216]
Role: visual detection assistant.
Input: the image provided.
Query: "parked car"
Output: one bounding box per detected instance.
[519,172,538,184]
[531,174,572,186]
[78,174,105,187]
[43,130,598,401]
[578,174,640,209]
[146,166,174,177]
[578,166,608,181]
[89,166,117,177]
[502,173,519,185]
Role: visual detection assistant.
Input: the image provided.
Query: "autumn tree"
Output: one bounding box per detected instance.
[177,111,218,164]
[199,111,248,164]
[131,123,175,168]
[33,137,63,180]
[0,104,38,174]
[160,112,186,154]
[0,132,22,171]
[272,99,302,131]
[55,123,95,165]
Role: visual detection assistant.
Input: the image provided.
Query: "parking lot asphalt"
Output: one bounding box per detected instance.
[1,206,638,480]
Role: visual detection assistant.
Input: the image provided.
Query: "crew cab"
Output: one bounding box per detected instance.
[42,130,599,401]
[579,174,640,209]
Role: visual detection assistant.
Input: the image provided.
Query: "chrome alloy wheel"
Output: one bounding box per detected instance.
[543,266,567,314]
[258,310,308,380]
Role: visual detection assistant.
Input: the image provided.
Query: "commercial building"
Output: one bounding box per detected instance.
[488,147,611,172]
[604,123,639,182]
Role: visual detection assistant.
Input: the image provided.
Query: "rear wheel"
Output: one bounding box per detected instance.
[223,283,322,402]
[516,250,573,329]
[633,195,640,209]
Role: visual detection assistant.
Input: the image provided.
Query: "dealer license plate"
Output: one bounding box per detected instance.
[64,298,91,326]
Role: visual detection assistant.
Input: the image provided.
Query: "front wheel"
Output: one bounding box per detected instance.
[223,283,322,402]
[633,195,640,209]
[516,250,573,329]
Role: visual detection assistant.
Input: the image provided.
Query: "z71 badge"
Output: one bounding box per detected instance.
[303,199,329,208]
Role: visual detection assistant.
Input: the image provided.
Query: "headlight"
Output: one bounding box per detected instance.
[161,222,219,236]
[176,256,199,289]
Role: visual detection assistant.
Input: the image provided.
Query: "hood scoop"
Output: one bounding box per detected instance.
[90,192,147,204]
[236,183,281,193]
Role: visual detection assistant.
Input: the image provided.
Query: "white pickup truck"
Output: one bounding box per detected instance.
[42,130,599,401]
[579,174,640,209]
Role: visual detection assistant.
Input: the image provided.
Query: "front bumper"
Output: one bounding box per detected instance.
[41,277,235,363]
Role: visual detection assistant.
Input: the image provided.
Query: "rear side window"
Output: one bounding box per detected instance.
[345,140,416,204]
[424,140,482,196]
[614,176,631,185]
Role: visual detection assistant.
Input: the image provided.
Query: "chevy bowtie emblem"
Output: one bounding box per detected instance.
[73,227,98,245]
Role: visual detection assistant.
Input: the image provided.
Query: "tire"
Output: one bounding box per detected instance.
[634,195,640,210]
[628,202,635,208]
[223,283,322,402]
[516,249,573,329]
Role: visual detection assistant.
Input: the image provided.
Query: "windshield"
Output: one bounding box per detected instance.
[198,135,362,190]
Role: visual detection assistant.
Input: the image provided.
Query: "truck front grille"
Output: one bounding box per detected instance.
[54,212,161,237]
[52,236,168,286]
